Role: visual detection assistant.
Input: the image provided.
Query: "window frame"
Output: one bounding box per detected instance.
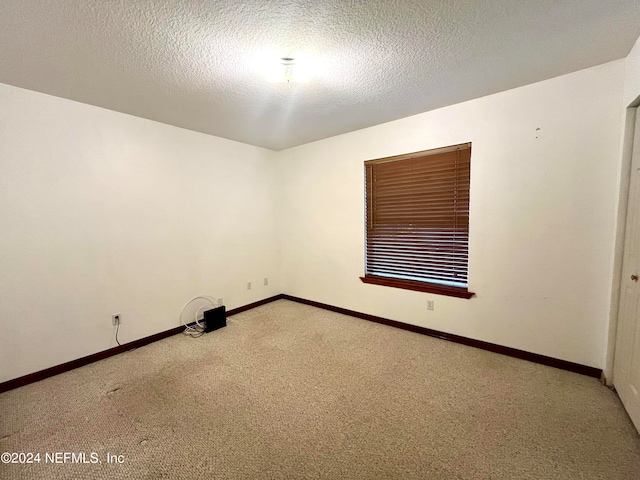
[360,143,475,299]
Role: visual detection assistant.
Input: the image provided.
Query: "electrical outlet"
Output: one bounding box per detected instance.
[264,277,268,286]
[247,281,252,290]
[427,300,434,311]
[112,313,121,325]
[217,298,224,306]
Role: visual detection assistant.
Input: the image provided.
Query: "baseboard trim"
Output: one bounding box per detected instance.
[227,294,284,315]
[281,294,602,379]
[0,295,284,394]
[1,292,602,393]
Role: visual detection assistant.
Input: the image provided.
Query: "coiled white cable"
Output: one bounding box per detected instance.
[180,295,222,338]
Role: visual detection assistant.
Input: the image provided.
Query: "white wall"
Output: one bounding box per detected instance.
[0,84,280,382]
[277,60,625,368]
[623,35,640,108]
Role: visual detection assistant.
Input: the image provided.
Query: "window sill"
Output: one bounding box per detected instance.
[360,275,475,299]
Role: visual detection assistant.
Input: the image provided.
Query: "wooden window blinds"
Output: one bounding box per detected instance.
[360,143,474,298]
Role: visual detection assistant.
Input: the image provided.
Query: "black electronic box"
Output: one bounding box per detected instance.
[203,306,226,333]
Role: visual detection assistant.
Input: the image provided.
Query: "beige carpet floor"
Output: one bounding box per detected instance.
[1,299,639,479]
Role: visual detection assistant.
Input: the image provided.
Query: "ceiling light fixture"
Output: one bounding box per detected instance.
[265,57,312,83]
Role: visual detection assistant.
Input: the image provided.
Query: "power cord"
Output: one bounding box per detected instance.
[184,323,205,338]
[115,321,121,346]
[111,296,220,344]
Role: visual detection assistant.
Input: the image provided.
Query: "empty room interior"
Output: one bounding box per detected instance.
[3,1,640,479]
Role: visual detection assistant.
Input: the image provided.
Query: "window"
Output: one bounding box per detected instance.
[360,143,474,299]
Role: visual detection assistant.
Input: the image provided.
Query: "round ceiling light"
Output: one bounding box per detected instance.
[265,56,313,83]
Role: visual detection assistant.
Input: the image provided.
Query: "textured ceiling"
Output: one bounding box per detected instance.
[1,1,640,151]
